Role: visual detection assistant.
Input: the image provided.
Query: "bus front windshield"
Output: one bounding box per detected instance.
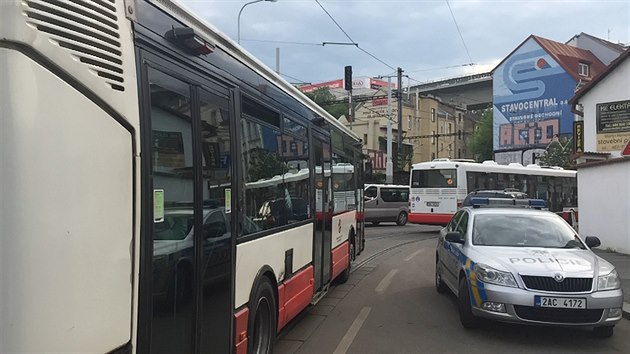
[411,169,457,188]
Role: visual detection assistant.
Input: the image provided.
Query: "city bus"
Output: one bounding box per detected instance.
[0,1,365,353]
[408,159,577,226]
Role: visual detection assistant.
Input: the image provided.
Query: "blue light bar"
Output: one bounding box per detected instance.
[528,199,546,208]
[470,197,490,206]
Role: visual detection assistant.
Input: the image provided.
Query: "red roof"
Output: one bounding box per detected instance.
[532,36,607,82]
[493,35,606,82]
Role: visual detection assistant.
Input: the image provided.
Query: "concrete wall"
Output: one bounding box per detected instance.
[578,160,630,254]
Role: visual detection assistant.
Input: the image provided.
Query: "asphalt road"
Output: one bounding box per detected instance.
[275,223,630,354]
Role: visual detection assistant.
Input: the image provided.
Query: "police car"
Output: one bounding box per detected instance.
[435,197,623,337]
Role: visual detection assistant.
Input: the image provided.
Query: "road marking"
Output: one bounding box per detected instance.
[375,269,398,294]
[404,248,424,262]
[333,307,371,354]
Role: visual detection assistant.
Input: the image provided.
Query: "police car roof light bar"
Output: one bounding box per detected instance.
[470,197,546,209]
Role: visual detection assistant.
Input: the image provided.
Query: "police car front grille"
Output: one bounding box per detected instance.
[514,306,603,324]
[520,275,592,292]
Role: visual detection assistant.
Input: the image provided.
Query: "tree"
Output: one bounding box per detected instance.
[305,87,352,119]
[537,137,575,169]
[468,108,493,162]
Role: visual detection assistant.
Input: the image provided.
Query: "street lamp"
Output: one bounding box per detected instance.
[237,0,277,45]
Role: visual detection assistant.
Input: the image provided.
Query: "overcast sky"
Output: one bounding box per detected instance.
[181,0,629,86]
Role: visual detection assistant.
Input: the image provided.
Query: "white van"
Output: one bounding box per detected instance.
[364,184,410,226]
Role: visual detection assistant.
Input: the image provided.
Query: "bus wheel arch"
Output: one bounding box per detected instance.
[248,266,278,354]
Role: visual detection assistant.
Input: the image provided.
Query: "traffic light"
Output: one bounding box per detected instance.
[344,65,352,91]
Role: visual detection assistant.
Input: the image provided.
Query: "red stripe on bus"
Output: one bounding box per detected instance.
[330,241,349,280]
[234,307,249,354]
[277,265,314,331]
[408,213,453,225]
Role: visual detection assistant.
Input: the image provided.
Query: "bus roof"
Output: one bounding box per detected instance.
[411,159,577,177]
[147,0,359,142]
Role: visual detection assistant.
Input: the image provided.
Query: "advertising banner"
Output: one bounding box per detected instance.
[573,121,584,153]
[596,100,630,151]
[493,38,575,150]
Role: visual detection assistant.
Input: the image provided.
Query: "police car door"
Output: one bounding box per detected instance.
[439,210,464,286]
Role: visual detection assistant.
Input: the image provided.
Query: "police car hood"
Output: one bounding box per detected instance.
[473,247,613,277]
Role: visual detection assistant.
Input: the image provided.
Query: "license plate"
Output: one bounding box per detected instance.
[426,202,440,207]
[534,296,586,309]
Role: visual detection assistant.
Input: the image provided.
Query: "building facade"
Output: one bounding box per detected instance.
[570,48,630,254]
[492,35,607,165]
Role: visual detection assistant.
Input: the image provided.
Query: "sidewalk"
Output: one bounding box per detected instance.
[593,249,630,320]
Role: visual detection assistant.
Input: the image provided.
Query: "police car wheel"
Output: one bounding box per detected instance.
[435,259,447,294]
[593,325,614,338]
[458,277,479,329]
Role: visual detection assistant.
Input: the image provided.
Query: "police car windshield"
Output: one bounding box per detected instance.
[472,214,585,249]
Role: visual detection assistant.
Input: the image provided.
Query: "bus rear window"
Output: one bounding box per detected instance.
[411,169,457,188]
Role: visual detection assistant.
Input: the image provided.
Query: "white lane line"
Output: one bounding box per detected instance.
[404,248,425,262]
[333,307,372,354]
[374,269,399,294]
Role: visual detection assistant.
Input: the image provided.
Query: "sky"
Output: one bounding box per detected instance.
[181,0,630,87]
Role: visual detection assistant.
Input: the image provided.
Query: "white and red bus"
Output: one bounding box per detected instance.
[408,159,577,226]
[0,1,364,353]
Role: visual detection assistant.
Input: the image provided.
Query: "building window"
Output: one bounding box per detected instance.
[431,108,436,122]
[408,115,412,129]
[448,123,452,134]
[432,130,436,144]
[431,152,436,160]
[363,133,368,145]
[458,113,462,122]
[579,62,589,77]
[458,148,462,158]
[458,129,462,140]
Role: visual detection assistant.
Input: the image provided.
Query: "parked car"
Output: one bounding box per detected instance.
[364,184,409,226]
[435,197,623,337]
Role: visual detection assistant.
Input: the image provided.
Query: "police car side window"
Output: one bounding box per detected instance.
[455,211,469,236]
[448,211,464,232]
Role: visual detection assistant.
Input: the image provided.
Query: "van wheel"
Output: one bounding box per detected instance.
[396,211,408,226]
[248,277,276,354]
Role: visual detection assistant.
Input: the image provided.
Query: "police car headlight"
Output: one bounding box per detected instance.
[598,269,621,291]
[475,263,518,288]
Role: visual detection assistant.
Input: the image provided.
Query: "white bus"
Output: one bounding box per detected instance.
[0,1,365,353]
[408,159,577,226]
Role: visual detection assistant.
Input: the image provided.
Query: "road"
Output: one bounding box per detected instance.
[275,223,630,353]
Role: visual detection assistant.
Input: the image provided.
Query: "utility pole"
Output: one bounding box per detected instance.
[397,67,403,171]
[386,76,393,184]
[344,66,353,129]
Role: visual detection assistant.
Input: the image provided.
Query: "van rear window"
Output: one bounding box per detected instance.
[411,169,457,188]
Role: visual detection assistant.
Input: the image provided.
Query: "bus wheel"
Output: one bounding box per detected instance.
[336,241,353,284]
[249,277,276,354]
[396,211,408,226]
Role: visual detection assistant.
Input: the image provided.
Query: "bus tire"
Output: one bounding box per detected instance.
[248,276,277,354]
[336,241,353,284]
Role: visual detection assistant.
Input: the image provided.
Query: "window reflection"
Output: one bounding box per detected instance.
[241,119,311,234]
[148,71,194,354]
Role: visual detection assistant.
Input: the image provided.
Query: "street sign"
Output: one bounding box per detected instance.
[622,140,630,156]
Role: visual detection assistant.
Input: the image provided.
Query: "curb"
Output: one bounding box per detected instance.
[623,302,630,320]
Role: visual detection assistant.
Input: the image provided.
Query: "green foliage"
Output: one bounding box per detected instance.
[537,137,576,169]
[468,108,493,162]
[247,148,287,182]
[305,87,351,119]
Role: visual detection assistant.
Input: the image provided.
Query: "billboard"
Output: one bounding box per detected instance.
[596,100,630,151]
[493,38,576,150]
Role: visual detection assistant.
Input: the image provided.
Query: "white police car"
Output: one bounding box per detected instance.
[435,197,623,337]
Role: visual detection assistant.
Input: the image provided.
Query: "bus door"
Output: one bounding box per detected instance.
[313,135,332,291]
[139,54,234,354]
